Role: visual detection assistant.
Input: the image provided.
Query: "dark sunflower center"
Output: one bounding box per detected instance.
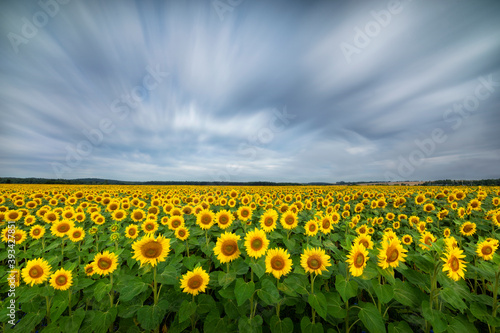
[222,241,237,256]
[271,257,284,270]
[360,240,369,248]
[134,213,143,220]
[241,210,249,217]
[264,218,274,226]
[322,220,330,229]
[251,238,263,251]
[172,220,180,228]
[129,229,136,236]
[463,225,473,233]
[58,224,69,233]
[73,231,81,238]
[220,216,228,224]
[188,275,203,289]
[307,256,321,269]
[201,215,211,225]
[33,229,40,236]
[309,224,316,232]
[85,267,93,273]
[29,265,43,278]
[56,275,67,286]
[15,234,21,241]
[47,214,56,221]
[387,248,399,263]
[178,230,185,237]
[142,241,163,258]
[425,237,432,245]
[285,217,294,225]
[98,258,112,269]
[116,212,123,218]
[354,253,365,268]
[482,246,493,255]
[450,257,459,271]
[146,223,154,230]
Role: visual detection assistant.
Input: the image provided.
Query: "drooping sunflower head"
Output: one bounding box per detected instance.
[260,209,278,233]
[175,226,190,241]
[378,238,407,269]
[300,247,332,275]
[213,232,241,263]
[180,266,210,296]
[346,243,369,277]
[460,222,476,236]
[22,258,52,286]
[442,247,467,281]
[49,268,73,291]
[216,210,234,230]
[265,248,293,279]
[68,227,85,242]
[132,234,171,267]
[244,229,269,259]
[196,209,216,230]
[92,251,119,275]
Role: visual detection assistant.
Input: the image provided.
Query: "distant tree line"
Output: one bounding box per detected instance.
[422,179,500,186]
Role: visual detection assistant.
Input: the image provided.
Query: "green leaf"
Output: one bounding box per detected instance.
[218,271,236,289]
[335,275,358,302]
[197,294,217,314]
[158,266,178,285]
[116,276,148,302]
[94,281,112,302]
[325,292,346,318]
[50,292,69,322]
[308,291,328,319]
[393,279,423,308]
[270,315,294,333]
[358,302,386,333]
[249,258,266,279]
[235,278,255,306]
[387,321,413,333]
[90,307,118,333]
[371,280,394,304]
[469,302,489,322]
[59,308,86,332]
[421,301,447,333]
[204,310,228,333]
[238,315,263,333]
[178,300,197,323]
[137,304,167,331]
[14,310,46,333]
[439,287,467,313]
[257,279,280,305]
[74,278,95,291]
[446,314,478,333]
[300,316,324,333]
[232,259,250,275]
[283,274,309,295]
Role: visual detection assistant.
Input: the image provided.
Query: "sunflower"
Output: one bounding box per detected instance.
[476,239,498,261]
[378,238,407,269]
[300,247,331,275]
[22,258,52,286]
[175,226,190,241]
[180,266,210,296]
[6,210,22,221]
[168,215,185,231]
[84,263,96,276]
[92,251,119,275]
[355,225,368,235]
[131,209,146,222]
[401,234,413,245]
[382,229,398,243]
[50,219,74,237]
[304,220,319,237]
[215,210,234,230]
[68,227,85,242]
[353,234,374,250]
[43,211,59,224]
[49,268,73,291]
[237,206,253,222]
[444,236,459,252]
[196,209,216,230]
[319,216,334,234]
[7,269,20,288]
[265,248,293,279]
[112,209,127,222]
[244,229,269,258]
[24,215,36,226]
[459,222,476,236]
[280,211,298,230]
[442,247,467,281]
[260,209,278,232]
[419,231,437,250]
[416,222,427,233]
[346,243,369,277]
[13,229,27,245]
[443,228,451,238]
[423,203,435,213]
[141,220,159,234]
[213,232,241,263]
[125,225,139,239]
[415,194,426,205]
[132,234,171,267]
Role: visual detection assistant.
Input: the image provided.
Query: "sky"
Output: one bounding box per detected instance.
[1,0,499,183]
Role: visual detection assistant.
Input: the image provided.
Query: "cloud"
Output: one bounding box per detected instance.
[0,0,499,182]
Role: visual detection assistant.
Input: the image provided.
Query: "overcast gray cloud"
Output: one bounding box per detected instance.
[1,0,499,182]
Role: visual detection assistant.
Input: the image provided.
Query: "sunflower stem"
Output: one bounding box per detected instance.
[68,290,72,316]
[186,240,190,257]
[61,239,65,266]
[45,295,51,325]
[153,265,158,305]
[109,274,114,308]
[205,230,209,248]
[42,237,45,251]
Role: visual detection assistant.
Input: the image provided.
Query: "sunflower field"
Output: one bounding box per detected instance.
[1,185,500,333]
